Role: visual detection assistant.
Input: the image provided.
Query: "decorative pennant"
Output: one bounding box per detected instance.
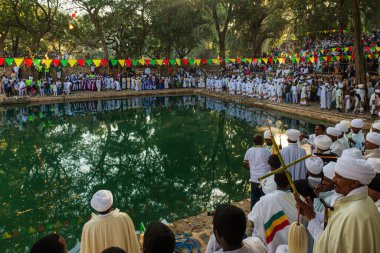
[101,59,107,67]
[182,59,189,65]
[175,59,181,65]
[246,58,252,64]
[212,58,218,64]
[156,59,163,65]
[163,59,169,65]
[118,59,125,67]
[24,58,33,68]
[0,58,4,66]
[262,58,268,64]
[229,58,236,63]
[14,58,23,66]
[6,58,14,66]
[125,59,132,67]
[85,59,92,66]
[33,59,41,66]
[93,59,101,67]
[110,59,118,67]
[201,59,206,64]
[43,59,52,67]
[68,59,77,67]
[138,59,145,65]
[52,59,60,67]
[195,59,201,65]
[60,59,68,67]
[169,59,176,65]
[189,59,195,65]
[145,59,150,65]
[150,59,156,65]
[77,59,85,66]
[132,59,139,66]
[206,59,213,64]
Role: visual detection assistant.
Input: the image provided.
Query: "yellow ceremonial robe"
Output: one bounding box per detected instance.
[80,209,141,253]
[313,193,380,253]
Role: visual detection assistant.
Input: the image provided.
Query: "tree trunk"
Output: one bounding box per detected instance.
[351,0,366,85]
[218,32,226,68]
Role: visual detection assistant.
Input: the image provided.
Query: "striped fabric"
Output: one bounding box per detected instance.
[264,210,290,244]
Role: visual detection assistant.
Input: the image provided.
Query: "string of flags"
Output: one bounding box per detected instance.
[305,29,350,36]
[0,46,379,68]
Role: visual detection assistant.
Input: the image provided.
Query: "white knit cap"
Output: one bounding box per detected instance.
[264,130,272,139]
[306,157,324,174]
[367,158,380,174]
[340,120,351,130]
[335,157,376,185]
[351,119,364,128]
[366,132,380,146]
[335,123,348,133]
[315,135,332,150]
[91,190,114,212]
[326,127,341,137]
[341,148,364,159]
[323,162,336,180]
[285,129,300,141]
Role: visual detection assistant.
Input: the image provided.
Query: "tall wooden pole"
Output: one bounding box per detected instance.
[351,0,367,85]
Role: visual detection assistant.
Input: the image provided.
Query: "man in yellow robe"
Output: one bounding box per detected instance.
[297,157,380,253]
[80,190,141,253]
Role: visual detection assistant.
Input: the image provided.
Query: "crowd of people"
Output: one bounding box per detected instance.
[27,118,380,253]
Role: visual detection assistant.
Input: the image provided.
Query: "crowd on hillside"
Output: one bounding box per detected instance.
[27,118,380,253]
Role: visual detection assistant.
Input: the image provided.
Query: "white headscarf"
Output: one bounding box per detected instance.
[351,119,364,128]
[315,135,332,150]
[91,190,114,212]
[323,161,336,180]
[341,148,364,159]
[326,127,341,137]
[366,132,380,146]
[335,157,376,185]
[264,130,272,139]
[335,123,348,134]
[306,157,324,174]
[285,129,300,142]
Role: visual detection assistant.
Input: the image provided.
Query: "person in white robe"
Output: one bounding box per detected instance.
[364,132,380,159]
[81,190,141,253]
[280,129,307,180]
[248,171,305,253]
[300,83,308,105]
[348,118,365,149]
[326,127,345,157]
[367,158,380,212]
[334,123,350,150]
[320,83,327,109]
[296,157,380,253]
[291,84,298,104]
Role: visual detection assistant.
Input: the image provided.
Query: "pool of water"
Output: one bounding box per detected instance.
[0,96,318,252]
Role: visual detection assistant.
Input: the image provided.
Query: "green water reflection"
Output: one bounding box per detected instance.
[0,96,316,252]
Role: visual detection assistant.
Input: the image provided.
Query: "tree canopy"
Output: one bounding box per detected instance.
[0,0,378,59]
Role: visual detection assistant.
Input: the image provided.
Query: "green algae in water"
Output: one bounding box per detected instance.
[0,96,317,252]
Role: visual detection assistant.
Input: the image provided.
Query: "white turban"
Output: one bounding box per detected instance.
[335,123,348,134]
[285,129,300,142]
[341,148,364,159]
[372,122,380,131]
[315,135,332,150]
[340,120,351,130]
[264,130,272,139]
[306,157,324,174]
[335,157,376,185]
[91,190,114,212]
[326,127,341,137]
[366,132,380,146]
[367,158,380,174]
[323,162,336,180]
[351,119,364,128]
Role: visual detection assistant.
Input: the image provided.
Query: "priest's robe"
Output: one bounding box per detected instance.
[313,192,380,253]
[80,208,141,253]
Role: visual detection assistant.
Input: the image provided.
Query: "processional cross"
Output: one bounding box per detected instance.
[259,121,311,194]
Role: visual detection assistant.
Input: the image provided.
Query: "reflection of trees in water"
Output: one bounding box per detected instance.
[0,96,316,252]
